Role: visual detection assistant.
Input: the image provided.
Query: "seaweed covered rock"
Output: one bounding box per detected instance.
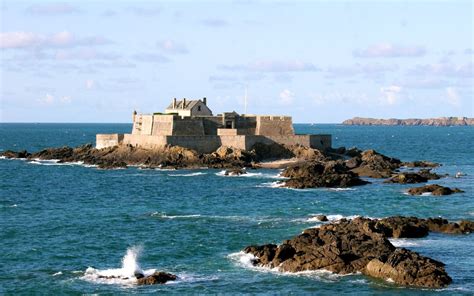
[407,184,464,196]
[280,160,369,188]
[243,216,461,288]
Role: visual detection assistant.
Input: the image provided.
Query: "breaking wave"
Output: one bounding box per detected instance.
[81,246,156,286]
[216,170,284,179]
[389,238,421,247]
[227,251,344,281]
[168,172,206,177]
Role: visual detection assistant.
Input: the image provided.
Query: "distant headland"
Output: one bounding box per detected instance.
[342,117,474,126]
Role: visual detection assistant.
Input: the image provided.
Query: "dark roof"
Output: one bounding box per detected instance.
[166,99,201,110]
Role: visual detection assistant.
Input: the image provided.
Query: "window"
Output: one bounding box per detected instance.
[198,105,201,111]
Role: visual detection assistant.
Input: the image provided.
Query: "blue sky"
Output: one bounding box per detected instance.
[1,0,473,123]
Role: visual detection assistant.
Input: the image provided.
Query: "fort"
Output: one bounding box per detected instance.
[96,97,332,153]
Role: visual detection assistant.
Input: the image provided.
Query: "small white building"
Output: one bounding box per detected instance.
[164,97,212,117]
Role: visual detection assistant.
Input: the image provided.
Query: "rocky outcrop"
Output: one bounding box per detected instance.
[1,150,31,159]
[243,216,473,288]
[224,168,247,176]
[407,184,464,196]
[342,117,474,126]
[403,161,440,168]
[349,149,401,178]
[136,271,177,285]
[384,169,442,184]
[280,160,370,188]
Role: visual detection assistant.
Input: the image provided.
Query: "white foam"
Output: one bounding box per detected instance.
[328,188,356,191]
[81,246,156,286]
[389,238,420,247]
[256,181,285,188]
[168,172,206,177]
[216,170,284,179]
[151,212,202,219]
[0,156,6,159]
[52,271,63,276]
[228,251,344,281]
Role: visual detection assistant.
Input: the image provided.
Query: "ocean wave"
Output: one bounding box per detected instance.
[389,238,420,247]
[168,172,206,177]
[328,188,356,191]
[255,181,285,188]
[52,271,63,276]
[27,159,97,168]
[150,212,284,224]
[151,212,202,219]
[216,170,284,179]
[81,246,158,286]
[227,251,344,281]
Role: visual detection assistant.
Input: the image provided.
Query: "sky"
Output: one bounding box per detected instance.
[0,0,473,123]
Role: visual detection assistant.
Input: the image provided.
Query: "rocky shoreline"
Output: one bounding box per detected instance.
[243,216,474,288]
[342,117,474,126]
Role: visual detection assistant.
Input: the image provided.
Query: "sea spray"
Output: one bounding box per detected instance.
[82,246,156,285]
[121,245,144,278]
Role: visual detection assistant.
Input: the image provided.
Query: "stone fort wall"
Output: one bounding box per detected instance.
[97,133,332,153]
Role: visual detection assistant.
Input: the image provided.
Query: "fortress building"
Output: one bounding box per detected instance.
[96,98,332,153]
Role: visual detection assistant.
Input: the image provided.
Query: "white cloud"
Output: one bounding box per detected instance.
[380,85,402,105]
[60,96,72,104]
[279,89,294,105]
[132,52,170,63]
[158,40,188,54]
[129,7,162,16]
[0,31,111,49]
[54,49,120,60]
[354,43,426,58]
[85,79,96,89]
[38,93,55,105]
[325,63,398,78]
[445,87,460,106]
[408,62,473,78]
[37,93,72,105]
[201,18,229,27]
[219,60,319,72]
[26,3,80,15]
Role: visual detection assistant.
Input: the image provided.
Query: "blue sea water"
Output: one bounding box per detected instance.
[0,123,473,295]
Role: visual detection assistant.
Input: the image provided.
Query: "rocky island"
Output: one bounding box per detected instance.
[342,117,474,126]
[243,216,474,288]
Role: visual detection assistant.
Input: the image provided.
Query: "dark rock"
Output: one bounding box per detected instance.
[407,184,464,196]
[403,161,440,168]
[136,271,177,285]
[1,149,31,159]
[350,150,401,178]
[224,168,247,176]
[281,160,369,188]
[384,173,429,184]
[243,216,473,288]
[314,215,328,222]
[364,249,451,288]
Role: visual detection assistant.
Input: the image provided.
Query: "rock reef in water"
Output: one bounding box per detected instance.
[384,170,443,184]
[243,216,474,288]
[280,160,370,188]
[407,184,464,196]
[342,117,474,126]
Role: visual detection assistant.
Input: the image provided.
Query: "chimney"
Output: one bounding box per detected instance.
[203,97,207,105]
[182,98,186,109]
[173,98,177,108]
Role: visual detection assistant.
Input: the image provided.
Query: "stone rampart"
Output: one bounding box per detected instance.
[96,134,124,149]
[255,116,294,136]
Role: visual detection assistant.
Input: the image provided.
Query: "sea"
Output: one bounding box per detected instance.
[0,123,473,295]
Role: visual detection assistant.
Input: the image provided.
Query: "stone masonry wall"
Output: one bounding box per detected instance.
[152,115,174,136]
[96,134,124,149]
[255,116,294,136]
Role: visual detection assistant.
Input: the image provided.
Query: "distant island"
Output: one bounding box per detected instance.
[342,117,474,126]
